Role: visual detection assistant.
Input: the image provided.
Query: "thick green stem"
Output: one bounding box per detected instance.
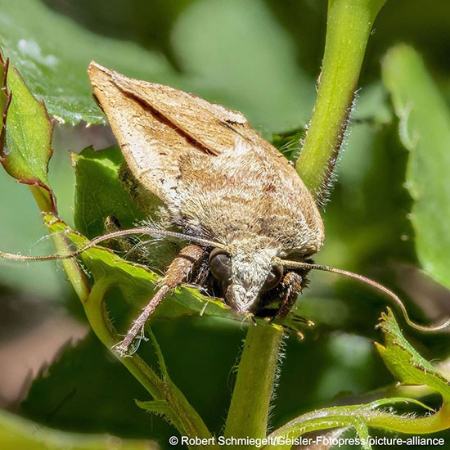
[296,0,386,198]
[224,324,284,446]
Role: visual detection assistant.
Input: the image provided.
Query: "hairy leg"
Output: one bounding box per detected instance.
[274,271,304,319]
[114,244,205,356]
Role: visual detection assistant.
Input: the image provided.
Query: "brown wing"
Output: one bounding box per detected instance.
[88,62,290,204]
[107,66,281,154]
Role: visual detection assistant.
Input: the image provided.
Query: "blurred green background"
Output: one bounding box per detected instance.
[0,0,449,449]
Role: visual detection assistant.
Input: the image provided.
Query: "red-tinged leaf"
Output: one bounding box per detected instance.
[0,52,56,213]
[0,53,11,155]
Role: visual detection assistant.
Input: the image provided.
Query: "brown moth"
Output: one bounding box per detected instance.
[1,63,448,356]
[87,62,327,353]
[88,62,323,301]
[85,62,449,355]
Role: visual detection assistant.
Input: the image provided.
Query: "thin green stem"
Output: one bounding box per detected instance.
[85,278,217,449]
[265,402,450,450]
[296,0,386,198]
[369,402,450,434]
[51,231,90,301]
[85,280,163,397]
[224,323,284,447]
[30,192,91,301]
[43,215,215,447]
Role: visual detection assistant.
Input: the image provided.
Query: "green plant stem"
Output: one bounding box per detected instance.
[86,278,216,449]
[29,200,91,302]
[265,402,450,450]
[43,215,215,447]
[296,0,386,197]
[224,323,284,446]
[369,402,450,434]
[51,232,90,301]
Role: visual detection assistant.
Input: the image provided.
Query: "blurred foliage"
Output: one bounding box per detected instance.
[0,0,174,125]
[0,0,449,449]
[383,45,450,291]
[0,408,155,450]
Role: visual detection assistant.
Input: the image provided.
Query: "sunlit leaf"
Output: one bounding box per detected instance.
[375,308,450,403]
[0,55,72,297]
[0,0,175,125]
[0,54,55,212]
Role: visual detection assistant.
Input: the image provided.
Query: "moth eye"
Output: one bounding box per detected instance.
[262,265,284,292]
[209,248,232,282]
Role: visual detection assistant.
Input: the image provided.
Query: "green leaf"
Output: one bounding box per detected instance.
[136,399,172,416]
[44,214,238,323]
[0,57,90,300]
[0,0,175,125]
[382,44,450,290]
[0,53,9,148]
[375,308,450,403]
[73,146,181,271]
[0,408,155,450]
[0,56,76,298]
[73,147,145,238]
[0,54,55,212]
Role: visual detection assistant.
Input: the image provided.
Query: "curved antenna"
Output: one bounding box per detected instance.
[0,226,225,262]
[275,258,450,333]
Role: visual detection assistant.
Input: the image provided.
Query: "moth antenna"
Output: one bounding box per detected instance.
[275,258,450,333]
[0,226,225,263]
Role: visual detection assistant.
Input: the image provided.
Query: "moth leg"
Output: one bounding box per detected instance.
[256,272,302,319]
[273,271,304,320]
[274,272,315,333]
[114,244,205,356]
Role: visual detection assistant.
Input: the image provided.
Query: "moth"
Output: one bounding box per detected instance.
[1,62,448,356]
[87,62,326,353]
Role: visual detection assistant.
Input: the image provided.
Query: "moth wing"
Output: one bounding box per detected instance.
[88,62,196,205]
[88,62,288,204]
[105,64,289,163]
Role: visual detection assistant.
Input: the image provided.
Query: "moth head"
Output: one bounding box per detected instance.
[209,243,283,313]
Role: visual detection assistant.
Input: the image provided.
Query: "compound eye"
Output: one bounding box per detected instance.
[262,265,284,292]
[209,248,232,283]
